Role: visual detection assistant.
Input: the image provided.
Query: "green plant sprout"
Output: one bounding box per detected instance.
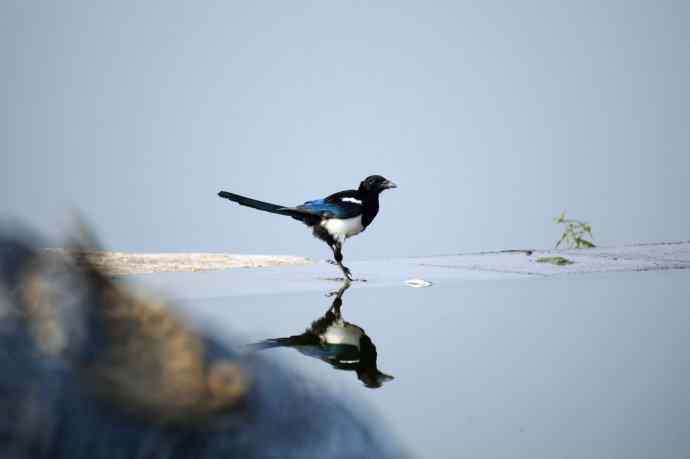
[554,211,595,249]
[536,256,574,266]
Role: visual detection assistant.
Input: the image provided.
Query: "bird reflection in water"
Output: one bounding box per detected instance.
[250,282,394,388]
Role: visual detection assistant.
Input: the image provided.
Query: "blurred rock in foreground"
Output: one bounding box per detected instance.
[0,226,405,459]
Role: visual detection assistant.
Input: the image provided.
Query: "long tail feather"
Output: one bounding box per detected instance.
[217,191,322,224]
[217,191,288,215]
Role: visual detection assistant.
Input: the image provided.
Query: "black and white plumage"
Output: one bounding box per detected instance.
[249,283,393,388]
[217,175,397,281]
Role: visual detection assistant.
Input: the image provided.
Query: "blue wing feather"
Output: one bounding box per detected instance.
[299,199,361,219]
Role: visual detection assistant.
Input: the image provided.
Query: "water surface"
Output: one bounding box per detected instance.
[179,271,690,458]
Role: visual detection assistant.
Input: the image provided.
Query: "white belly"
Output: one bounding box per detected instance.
[323,323,364,347]
[321,216,364,243]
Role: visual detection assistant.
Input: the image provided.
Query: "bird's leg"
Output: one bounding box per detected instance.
[330,294,343,319]
[331,243,352,283]
[325,280,352,314]
[325,284,349,324]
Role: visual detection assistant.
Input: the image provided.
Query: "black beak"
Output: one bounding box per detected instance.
[382,180,397,189]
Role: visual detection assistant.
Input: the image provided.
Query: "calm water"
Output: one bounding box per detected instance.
[179,271,690,459]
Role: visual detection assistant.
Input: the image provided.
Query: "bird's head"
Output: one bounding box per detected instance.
[359,175,397,194]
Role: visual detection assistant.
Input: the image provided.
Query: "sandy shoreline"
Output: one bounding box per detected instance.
[44,241,690,277]
[43,249,313,275]
[38,241,690,299]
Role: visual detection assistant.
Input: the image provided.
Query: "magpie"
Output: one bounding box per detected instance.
[249,283,393,388]
[217,175,397,281]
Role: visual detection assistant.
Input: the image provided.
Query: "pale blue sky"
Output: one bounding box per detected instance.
[3,1,689,258]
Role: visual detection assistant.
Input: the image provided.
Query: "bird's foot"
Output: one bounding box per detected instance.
[326,258,352,282]
[320,277,367,283]
[340,265,353,282]
[326,281,352,297]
